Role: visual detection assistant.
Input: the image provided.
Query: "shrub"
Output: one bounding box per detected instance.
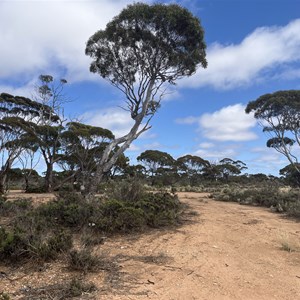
[25,185,47,193]
[0,226,72,262]
[0,197,32,217]
[96,200,146,232]
[134,192,181,227]
[65,278,97,298]
[68,249,101,273]
[107,179,146,202]
[35,192,95,228]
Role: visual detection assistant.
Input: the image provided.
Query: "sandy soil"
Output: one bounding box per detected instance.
[97,192,300,300]
[1,192,300,299]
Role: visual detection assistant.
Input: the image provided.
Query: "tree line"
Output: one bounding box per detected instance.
[1,2,300,194]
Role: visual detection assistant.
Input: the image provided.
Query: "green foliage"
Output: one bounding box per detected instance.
[0,226,72,262]
[245,90,300,175]
[86,2,207,85]
[35,192,95,228]
[25,185,47,193]
[95,199,145,232]
[134,192,181,227]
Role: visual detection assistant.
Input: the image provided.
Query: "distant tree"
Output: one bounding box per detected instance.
[31,75,68,192]
[137,150,175,184]
[279,163,300,187]
[218,158,247,181]
[245,90,300,174]
[85,2,207,194]
[177,155,209,176]
[59,121,114,192]
[0,93,50,193]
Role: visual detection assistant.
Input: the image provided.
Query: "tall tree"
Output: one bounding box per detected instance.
[85,2,207,194]
[245,90,300,174]
[31,75,68,192]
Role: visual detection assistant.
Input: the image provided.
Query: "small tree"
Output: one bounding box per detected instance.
[177,155,210,184]
[85,2,207,194]
[218,158,247,181]
[245,90,300,174]
[30,75,68,192]
[59,122,114,192]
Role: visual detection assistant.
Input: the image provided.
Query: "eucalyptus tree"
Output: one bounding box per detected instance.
[279,163,300,187]
[59,122,114,192]
[218,158,247,181]
[137,150,175,185]
[177,155,210,183]
[85,2,207,193]
[0,93,48,193]
[245,90,300,174]
[30,75,68,192]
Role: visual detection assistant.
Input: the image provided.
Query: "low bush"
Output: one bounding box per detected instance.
[0,226,72,262]
[211,185,300,218]
[68,249,102,273]
[0,197,32,217]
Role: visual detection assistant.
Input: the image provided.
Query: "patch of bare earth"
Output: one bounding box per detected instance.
[1,192,300,299]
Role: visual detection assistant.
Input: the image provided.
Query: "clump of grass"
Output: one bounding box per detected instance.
[279,231,300,253]
[0,292,10,300]
[20,278,97,299]
[68,248,103,273]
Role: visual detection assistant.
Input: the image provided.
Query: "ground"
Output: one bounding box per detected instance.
[1,192,300,299]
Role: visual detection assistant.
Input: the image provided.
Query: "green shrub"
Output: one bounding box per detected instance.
[96,200,145,232]
[107,179,146,202]
[134,192,181,227]
[0,226,72,262]
[35,192,95,228]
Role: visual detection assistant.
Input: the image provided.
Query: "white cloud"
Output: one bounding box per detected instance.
[199,104,257,141]
[198,142,214,149]
[81,107,134,138]
[176,116,199,125]
[177,104,257,142]
[0,0,136,82]
[194,147,237,161]
[180,19,300,89]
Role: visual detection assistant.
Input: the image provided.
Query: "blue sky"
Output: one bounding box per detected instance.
[1,0,300,175]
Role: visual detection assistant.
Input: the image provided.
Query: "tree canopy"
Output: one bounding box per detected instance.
[246,90,300,173]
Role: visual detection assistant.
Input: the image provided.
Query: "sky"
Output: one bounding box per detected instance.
[1,0,300,176]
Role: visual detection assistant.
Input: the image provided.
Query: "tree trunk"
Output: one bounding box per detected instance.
[44,162,53,192]
[87,80,155,196]
[0,173,7,194]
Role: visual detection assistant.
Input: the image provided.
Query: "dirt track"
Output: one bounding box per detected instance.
[97,192,300,300]
[1,192,300,299]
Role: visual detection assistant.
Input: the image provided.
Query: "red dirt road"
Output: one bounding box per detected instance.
[97,192,300,300]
